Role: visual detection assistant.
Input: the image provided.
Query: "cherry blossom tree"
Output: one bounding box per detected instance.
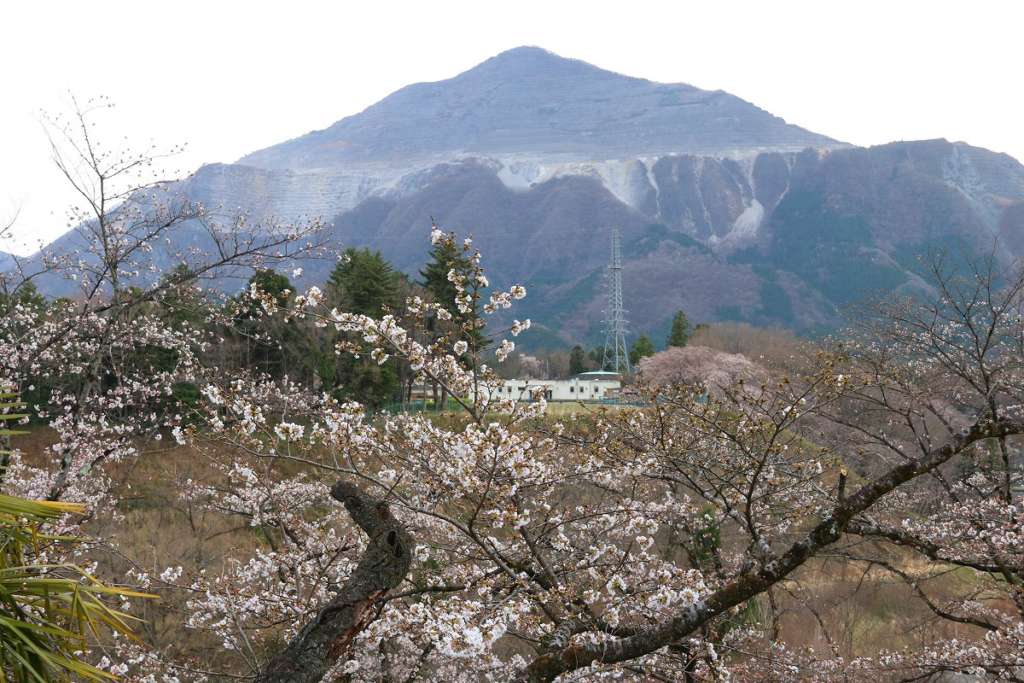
[0,97,326,503]
[0,101,327,677]
[636,345,768,397]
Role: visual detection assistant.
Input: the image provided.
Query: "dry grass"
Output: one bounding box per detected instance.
[11,426,265,668]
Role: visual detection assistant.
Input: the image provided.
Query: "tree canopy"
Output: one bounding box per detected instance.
[329,247,407,316]
[569,345,589,375]
[629,332,656,365]
[667,310,690,348]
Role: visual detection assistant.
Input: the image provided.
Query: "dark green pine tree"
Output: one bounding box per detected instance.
[419,236,487,353]
[418,233,489,410]
[629,334,656,367]
[569,345,588,376]
[329,247,408,316]
[0,281,45,319]
[246,269,296,378]
[226,269,297,379]
[324,248,410,409]
[667,310,691,348]
[1,282,52,421]
[419,240,470,312]
[157,264,206,328]
[151,264,209,409]
[245,269,296,314]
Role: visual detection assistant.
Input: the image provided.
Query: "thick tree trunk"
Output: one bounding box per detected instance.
[255,480,413,683]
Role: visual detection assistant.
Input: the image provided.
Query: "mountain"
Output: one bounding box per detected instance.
[239,46,842,170]
[21,48,1024,346]
[178,46,845,227]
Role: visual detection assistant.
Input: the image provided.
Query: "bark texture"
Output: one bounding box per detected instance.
[255,480,413,683]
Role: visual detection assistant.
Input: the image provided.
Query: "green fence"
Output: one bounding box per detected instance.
[377,399,467,415]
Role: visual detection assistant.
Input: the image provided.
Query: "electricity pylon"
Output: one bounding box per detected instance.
[601,226,630,374]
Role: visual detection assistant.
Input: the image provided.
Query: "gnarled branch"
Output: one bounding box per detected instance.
[255,480,413,683]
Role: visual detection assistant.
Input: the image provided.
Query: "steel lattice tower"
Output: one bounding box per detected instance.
[602,226,631,374]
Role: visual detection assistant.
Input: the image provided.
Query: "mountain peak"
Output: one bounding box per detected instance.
[475,45,610,71]
[486,45,563,63]
[238,47,842,170]
[452,45,649,89]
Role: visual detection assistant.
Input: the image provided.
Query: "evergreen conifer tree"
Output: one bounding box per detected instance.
[569,345,588,376]
[629,334,656,366]
[324,248,410,408]
[667,310,690,348]
[420,236,487,353]
[329,247,407,316]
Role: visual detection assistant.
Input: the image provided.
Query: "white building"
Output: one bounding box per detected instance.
[484,372,622,402]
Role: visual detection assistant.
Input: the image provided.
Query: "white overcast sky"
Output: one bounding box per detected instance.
[2,0,1021,254]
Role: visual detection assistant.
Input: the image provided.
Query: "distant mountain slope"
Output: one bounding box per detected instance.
[314,140,1024,345]
[239,46,842,170]
[313,161,835,343]
[156,46,850,276]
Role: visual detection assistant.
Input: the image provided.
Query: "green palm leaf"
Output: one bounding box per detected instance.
[0,386,153,682]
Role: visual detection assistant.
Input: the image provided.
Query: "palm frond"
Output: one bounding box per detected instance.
[0,385,154,682]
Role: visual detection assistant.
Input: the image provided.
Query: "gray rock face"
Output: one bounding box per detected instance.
[311,139,1024,344]
[189,46,847,230]
[179,163,398,222]
[239,46,844,171]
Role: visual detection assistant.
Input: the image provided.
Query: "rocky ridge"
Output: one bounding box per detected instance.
[175,46,846,231]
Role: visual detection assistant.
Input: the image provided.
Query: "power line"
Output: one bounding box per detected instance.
[601,226,630,374]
